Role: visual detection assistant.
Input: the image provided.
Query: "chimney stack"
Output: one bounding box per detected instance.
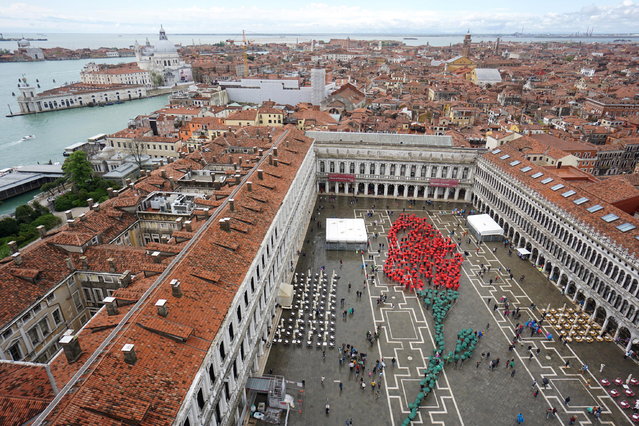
[268,153,273,165]
[65,210,73,220]
[59,333,82,363]
[125,178,132,186]
[107,258,116,273]
[7,241,18,254]
[169,176,175,190]
[161,170,167,178]
[257,169,264,180]
[175,217,183,230]
[67,219,75,228]
[107,187,115,198]
[103,296,119,315]
[258,149,264,157]
[253,146,258,154]
[238,157,243,166]
[121,344,137,365]
[170,279,182,297]
[12,252,22,266]
[219,218,230,232]
[273,158,279,167]
[273,147,278,156]
[151,251,161,263]
[86,198,94,209]
[247,181,253,192]
[79,256,88,269]
[92,202,100,211]
[36,225,46,238]
[229,199,235,211]
[120,270,132,286]
[184,220,192,232]
[65,257,74,271]
[233,163,238,171]
[155,299,168,317]
[234,174,241,184]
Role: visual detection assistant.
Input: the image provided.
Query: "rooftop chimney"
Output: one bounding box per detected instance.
[219,218,230,232]
[273,147,278,156]
[12,252,22,266]
[65,210,73,220]
[78,213,86,222]
[151,251,161,263]
[234,174,241,184]
[233,162,238,170]
[268,154,273,165]
[107,187,115,198]
[247,181,253,192]
[257,169,264,180]
[184,220,192,232]
[253,146,258,154]
[229,198,235,212]
[79,255,88,269]
[258,149,264,157]
[107,258,116,273]
[125,178,132,186]
[120,270,132,286]
[238,157,243,166]
[103,296,119,315]
[92,202,100,211]
[155,299,168,317]
[273,158,279,167]
[86,198,94,209]
[168,176,175,190]
[121,343,137,365]
[65,257,75,272]
[66,219,75,228]
[175,217,183,230]
[161,170,167,179]
[7,241,18,254]
[36,225,46,238]
[170,279,182,297]
[59,333,82,363]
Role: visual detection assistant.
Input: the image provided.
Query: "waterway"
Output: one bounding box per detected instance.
[0,57,169,215]
[1,32,635,51]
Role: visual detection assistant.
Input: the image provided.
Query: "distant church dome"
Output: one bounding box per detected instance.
[154,26,177,55]
[17,38,30,48]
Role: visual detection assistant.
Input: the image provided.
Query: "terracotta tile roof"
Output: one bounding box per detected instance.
[48,231,94,247]
[483,146,639,255]
[43,127,314,424]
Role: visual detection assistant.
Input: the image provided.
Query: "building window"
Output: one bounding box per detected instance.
[349,162,355,174]
[442,166,449,177]
[52,309,63,326]
[400,165,406,176]
[451,167,458,179]
[236,306,242,323]
[339,162,345,173]
[72,291,83,312]
[329,162,335,173]
[208,365,216,384]
[431,166,438,177]
[369,163,375,174]
[28,327,40,345]
[8,342,22,360]
[197,389,205,410]
[421,166,427,178]
[410,165,416,177]
[319,161,325,173]
[380,164,386,175]
[390,165,396,176]
[219,342,226,361]
[462,167,469,179]
[229,323,234,341]
[359,163,365,174]
[38,318,50,336]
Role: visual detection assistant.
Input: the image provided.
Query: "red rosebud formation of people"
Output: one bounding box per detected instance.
[383,213,464,291]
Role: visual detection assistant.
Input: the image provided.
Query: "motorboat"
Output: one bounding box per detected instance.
[20,135,35,141]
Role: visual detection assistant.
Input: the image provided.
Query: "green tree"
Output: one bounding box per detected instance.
[150,71,165,87]
[14,204,36,224]
[0,218,18,238]
[62,151,95,192]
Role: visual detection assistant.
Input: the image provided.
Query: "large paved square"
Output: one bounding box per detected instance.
[262,196,637,426]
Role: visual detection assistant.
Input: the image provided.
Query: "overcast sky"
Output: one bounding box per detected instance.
[1,0,638,34]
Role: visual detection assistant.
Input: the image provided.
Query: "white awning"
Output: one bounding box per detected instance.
[325,218,367,243]
[466,214,504,236]
[517,248,531,255]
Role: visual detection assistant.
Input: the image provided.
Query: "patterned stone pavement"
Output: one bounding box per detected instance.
[264,196,637,426]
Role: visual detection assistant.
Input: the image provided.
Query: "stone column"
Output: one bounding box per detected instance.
[403,185,408,197]
[383,185,388,196]
[454,187,460,200]
[393,185,398,197]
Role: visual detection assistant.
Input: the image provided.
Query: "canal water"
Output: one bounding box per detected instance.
[0,57,169,214]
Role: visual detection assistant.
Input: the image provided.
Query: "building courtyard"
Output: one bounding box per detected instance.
[264,195,638,426]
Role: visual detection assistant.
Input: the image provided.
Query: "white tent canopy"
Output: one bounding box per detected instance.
[467,214,504,241]
[517,248,531,256]
[326,218,367,243]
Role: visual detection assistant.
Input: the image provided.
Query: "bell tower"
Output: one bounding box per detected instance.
[462,31,471,57]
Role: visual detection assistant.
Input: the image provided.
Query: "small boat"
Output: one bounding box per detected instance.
[403,37,418,40]
[20,135,35,141]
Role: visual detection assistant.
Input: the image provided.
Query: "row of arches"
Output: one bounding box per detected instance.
[318,180,469,201]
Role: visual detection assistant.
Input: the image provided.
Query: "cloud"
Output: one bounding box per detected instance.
[0,1,638,34]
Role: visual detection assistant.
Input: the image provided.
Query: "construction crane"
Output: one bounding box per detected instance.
[242,30,249,78]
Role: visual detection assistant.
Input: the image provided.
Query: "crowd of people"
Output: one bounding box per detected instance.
[383,214,463,291]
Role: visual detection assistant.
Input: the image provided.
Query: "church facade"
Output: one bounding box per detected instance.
[135,26,193,86]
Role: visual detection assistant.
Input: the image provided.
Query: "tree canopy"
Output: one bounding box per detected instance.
[62,151,95,192]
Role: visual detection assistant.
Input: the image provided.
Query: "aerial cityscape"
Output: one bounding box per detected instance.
[0,1,638,425]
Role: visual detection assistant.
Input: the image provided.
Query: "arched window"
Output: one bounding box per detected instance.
[349,162,355,174]
[390,164,396,176]
[319,161,325,173]
[370,163,376,174]
[339,162,345,173]
[380,164,386,175]
[197,389,205,410]
[359,163,365,174]
[400,165,406,176]
[329,162,335,173]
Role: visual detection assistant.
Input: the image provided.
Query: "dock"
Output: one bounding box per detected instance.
[0,165,64,201]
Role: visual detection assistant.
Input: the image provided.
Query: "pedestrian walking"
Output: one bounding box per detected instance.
[339,381,343,392]
[533,389,539,398]
[321,376,325,385]
[531,379,537,388]
[564,396,570,406]
[516,413,524,424]
[511,369,516,377]
[568,415,577,425]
